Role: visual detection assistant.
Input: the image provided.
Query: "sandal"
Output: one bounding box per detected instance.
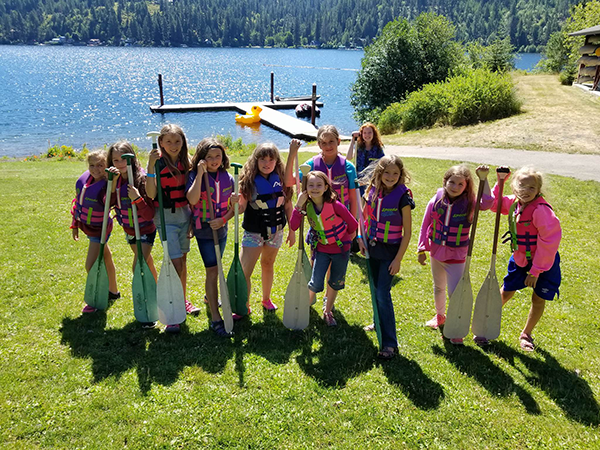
[377,347,396,360]
[363,323,375,332]
[210,320,233,338]
[519,333,535,352]
[473,336,490,346]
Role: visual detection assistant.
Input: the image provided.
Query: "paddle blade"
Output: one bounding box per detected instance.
[84,256,109,310]
[219,267,234,333]
[132,259,158,323]
[443,270,474,340]
[471,259,503,340]
[365,258,383,349]
[227,247,248,316]
[302,250,312,283]
[283,253,311,330]
[156,253,186,326]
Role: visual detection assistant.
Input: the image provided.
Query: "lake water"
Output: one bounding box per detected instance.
[0,46,541,157]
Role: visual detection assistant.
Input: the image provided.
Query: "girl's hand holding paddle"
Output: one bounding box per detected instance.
[127,184,140,201]
[475,165,489,180]
[209,217,225,230]
[196,159,207,178]
[148,147,161,168]
[357,238,366,256]
[497,166,511,180]
[296,191,309,209]
[289,139,302,155]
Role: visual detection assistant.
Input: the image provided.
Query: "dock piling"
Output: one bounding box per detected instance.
[158,74,164,107]
[311,83,317,126]
[270,72,274,103]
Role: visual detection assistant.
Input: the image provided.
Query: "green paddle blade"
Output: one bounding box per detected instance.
[132,258,158,323]
[227,246,248,316]
[443,258,474,339]
[283,251,311,330]
[84,253,109,310]
[471,256,503,340]
[365,258,383,349]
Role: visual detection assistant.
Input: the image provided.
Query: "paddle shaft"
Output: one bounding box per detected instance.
[465,178,487,258]
[99,170,114,247]
[491,170,509,255]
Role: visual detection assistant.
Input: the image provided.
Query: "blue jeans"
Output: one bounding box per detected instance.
[369,257,398,349]
[195,236,226,268]
[308,251,350,293]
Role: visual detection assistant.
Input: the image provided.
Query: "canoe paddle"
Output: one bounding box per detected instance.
[122,153,158,323]
[149,131,186,326]
[471,167,511,340]
[282,159,311,330]
[227,162,248,316]
[203,170,234,334]
[84,168,114,310]
[443,175,486,340]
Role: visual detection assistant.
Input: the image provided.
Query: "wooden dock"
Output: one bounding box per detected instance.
[150,100,324,140]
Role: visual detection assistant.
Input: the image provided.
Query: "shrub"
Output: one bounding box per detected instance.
[559,65,578,85]
[216,134,256,156]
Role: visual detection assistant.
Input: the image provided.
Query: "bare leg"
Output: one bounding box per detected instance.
[85,242,101,273]
[324,286,338,314]
[260,246,280,302]
[501,287,515,306]
[172,254,187,298]
[205,265,222,321]
[103,245,118,294]
[522,293,546,336]
[130,243,158,282]
[240,246,262,307]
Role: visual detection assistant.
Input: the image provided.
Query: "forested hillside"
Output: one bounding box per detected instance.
[0,0,581,51]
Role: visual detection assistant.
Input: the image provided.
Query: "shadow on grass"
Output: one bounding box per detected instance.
[432,340,541,415]
[489,342,600,425]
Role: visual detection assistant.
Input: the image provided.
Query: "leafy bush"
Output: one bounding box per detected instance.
[216,134,256,156]
[467,38,515,73]
[42,143,88,161]
[377,68,521,133]
[559,65,578,85]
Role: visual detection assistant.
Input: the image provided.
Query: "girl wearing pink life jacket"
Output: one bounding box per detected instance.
[417,164,492,345]
[290,170,358,327]
[186,138,237,337]
[70,150,119,313]
[358,155,414,360]
[492,166,561,352]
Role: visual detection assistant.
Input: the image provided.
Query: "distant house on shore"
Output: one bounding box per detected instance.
[571,25,600,92]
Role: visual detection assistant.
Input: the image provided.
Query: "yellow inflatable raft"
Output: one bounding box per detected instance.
[235,105,262,124]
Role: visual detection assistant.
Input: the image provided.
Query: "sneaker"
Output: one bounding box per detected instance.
[473,336,490,346]
[185,300,201,316]
[323,311,337,327]
[82,304,98,313]
[140,321,156,329]
[233,306,251,321]
[322,297,335,312]
[109,291,121,300]
[261,298,278,310]
[363,323,375,332]
[165,324,180,334]
[450,338,464,345]
[425,314,446,329]
[210,320,233,337]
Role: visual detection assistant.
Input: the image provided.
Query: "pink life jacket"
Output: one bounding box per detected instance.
[312,154,351,209]
[364,184,408,244]
[72,171,112,229]
[504,196,553,260]
[114,176,154,232]
[192,169,233,229]
[430,188,471,247]
[306,201,348,247]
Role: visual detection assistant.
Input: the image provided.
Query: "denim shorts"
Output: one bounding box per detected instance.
[125,229,157,246]
[503,252,561,301]
[308,250,350,293]
[242,230,284,248]
[195,236,227,268]
[87,233,110,244]
[155,207,191,260]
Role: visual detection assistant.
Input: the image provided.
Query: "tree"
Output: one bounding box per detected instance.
[350,12,463,122]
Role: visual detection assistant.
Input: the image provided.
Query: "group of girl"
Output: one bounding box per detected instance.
[71,121,561,358]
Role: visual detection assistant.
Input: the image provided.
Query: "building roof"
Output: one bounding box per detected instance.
[569,25,600,36]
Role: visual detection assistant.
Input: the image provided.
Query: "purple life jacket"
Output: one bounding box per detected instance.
[114,176,154,231]
[430,188,471,247]
[312,154,351,209]
[365,184,408,244]
[72,171,112,229]
[192,169,233,229]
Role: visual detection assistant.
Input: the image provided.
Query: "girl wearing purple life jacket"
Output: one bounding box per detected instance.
[186,138,237,337]
[359,155,414,360]
[70,150,119,313]
[417,164,492,345]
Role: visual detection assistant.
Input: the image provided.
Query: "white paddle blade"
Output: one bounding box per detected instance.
[156,243,186,326]
[471,258,503,340]
[283,253,311,330]
[443,271,474,340]
[214,245,233,333]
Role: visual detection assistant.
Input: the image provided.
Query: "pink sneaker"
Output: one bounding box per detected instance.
[82,304,98,313]
[425,314,446,329]
[450,338,464,345]
[323,312,337,327]
[165,324,180,334]
[185,300,201,316]
[233,306,251,321]
[261,299,278,310]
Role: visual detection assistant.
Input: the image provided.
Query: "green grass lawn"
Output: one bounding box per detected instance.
[1,154,599,449]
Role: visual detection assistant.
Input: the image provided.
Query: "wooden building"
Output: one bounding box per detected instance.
[571,25,600,90]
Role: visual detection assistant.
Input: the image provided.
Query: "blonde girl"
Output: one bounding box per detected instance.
[238,143,295,312]
[71,150,119,313]
[417,164,491,345]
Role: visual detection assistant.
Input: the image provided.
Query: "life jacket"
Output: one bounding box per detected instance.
[364,184,408,244]
[154,159,187,213]
[242,172,286,239]
[312,154,351,209]
[114,176,154,232]
[306,201,348,248]
[72,171,112,229]
[192,169,233,229]
[430,188,471,247]
[502,196,553,260]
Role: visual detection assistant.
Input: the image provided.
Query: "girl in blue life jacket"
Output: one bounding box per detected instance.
[70,150,119,313]
[358,155,414,359]
[290,170,358,327]
[186,138,237,337]
[238,143,295,314]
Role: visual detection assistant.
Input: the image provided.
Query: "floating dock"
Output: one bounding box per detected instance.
[150,100,324,140]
